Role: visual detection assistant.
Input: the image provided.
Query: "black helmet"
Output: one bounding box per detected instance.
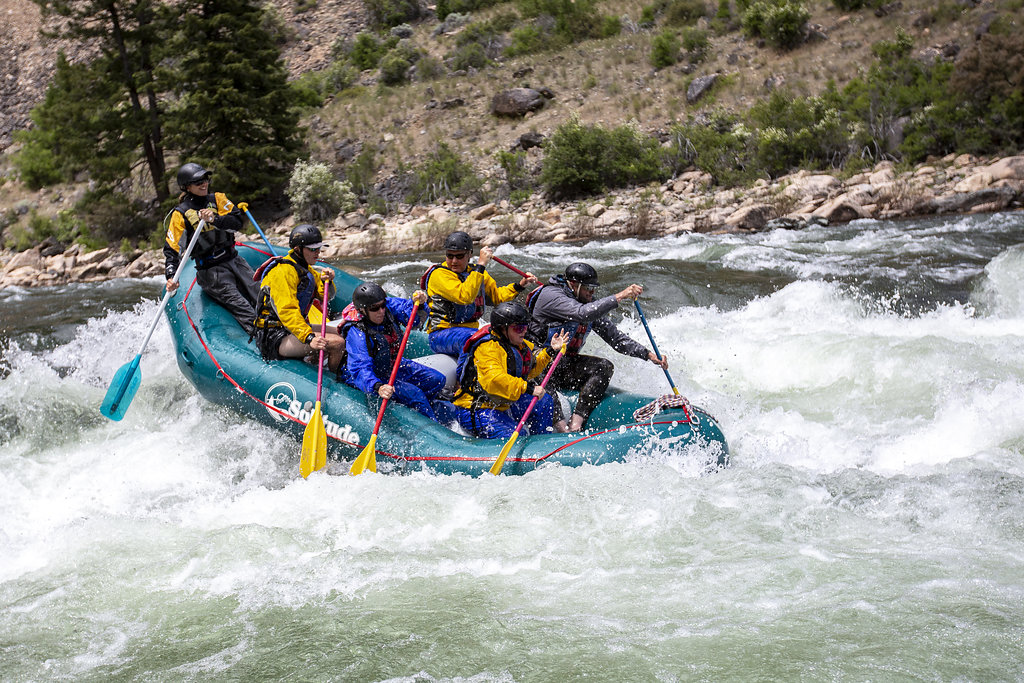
[352,282,387,311]
[490,301,530,328]
[289,224,325,250]
[177,162,212,191]
[443,231,473,252]
[564,262,599,286]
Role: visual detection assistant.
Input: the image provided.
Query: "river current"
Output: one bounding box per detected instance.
[2,213,1023,680]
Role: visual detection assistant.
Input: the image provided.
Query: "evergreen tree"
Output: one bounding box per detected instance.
[33,0,169,200]
[160,0,303,202]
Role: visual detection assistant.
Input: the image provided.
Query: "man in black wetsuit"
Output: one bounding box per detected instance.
[527,263,669,432]
[163,162,259,335]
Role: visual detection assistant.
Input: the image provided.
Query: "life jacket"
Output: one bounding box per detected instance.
[171,194,236,267]
[253,251,317,329]
[421,264,485,332]
[455,325,534,410]
[341,303,403,370]
[526,283,590,355]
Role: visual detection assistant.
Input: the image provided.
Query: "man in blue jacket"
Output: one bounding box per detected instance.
[527,262,668,432]
[340,283,454,423]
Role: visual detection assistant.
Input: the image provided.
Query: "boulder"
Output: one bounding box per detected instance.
[811,197,870,223]
[491,88,547,117]
[783,174,841,200]
[985,156,1024,182]
[724,204,771,231]
[686,74,719,104]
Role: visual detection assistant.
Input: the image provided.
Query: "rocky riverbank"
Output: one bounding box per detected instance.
[2,153,1023,289]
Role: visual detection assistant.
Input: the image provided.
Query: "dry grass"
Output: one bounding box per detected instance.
[309,0,981,189]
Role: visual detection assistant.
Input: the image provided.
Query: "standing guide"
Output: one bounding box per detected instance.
[163,163,259,335]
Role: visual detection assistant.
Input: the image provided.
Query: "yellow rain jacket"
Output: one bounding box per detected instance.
[423,264,523,333]
[254,250,334,343]
[454,333,553,412]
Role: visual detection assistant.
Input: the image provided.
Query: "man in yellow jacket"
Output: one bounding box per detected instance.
[422,231,538,357]
[252,224,345,372]
[453,302,569,439]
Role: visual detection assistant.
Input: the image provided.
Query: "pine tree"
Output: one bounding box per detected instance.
[32,0,169,201]
[161,0,303,203]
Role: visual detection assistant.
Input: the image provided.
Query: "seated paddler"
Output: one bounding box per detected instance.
[453,302,570,440]
[421,230,538,357]
[340,282,455,424]
[252,224,345,373]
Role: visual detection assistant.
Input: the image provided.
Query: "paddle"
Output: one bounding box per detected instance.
[300,286,331,478]
[491,255,528,278]
[489,342,567,476]
[633,299,680,396]
[350,301,421,476]
[238,203,277,253]
[100,220,207,421]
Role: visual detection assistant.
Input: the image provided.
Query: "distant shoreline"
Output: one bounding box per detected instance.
[2,154,1023,290]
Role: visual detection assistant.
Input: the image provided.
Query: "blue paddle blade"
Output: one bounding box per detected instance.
[100,356,142,421]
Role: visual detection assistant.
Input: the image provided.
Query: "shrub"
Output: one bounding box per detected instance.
[831,0,869,8]
[663,0,707,26]
[651,30,681,69]
[665,112,756,186]
[12,135,64,190]
[287,160,357,221]
[748,89,850,175]
[515,0,605,45]
[449,42,490,71]
[363,0,423,29]
[323,62,359,94]
[540,116,669,198]
[348,32,389,70]
[407,142,483,203]
[600,14,623,37]
[741,0,809,50]
[496,149,534,197]
[414,55,446,80]
[681,26,710,58]
[505,24,547,57]
[379,53,410,84]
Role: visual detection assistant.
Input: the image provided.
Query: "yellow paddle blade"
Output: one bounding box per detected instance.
[350,434,377,476]
[307,304,324,327]
[490,430,520,476]
[300,402,327,479]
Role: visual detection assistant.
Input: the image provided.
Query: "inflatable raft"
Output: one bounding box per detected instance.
[164,243,729,476]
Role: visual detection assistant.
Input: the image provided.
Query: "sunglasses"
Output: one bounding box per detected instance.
[446,251,470,260]
[366,302,386,312]
[508,323,528,333]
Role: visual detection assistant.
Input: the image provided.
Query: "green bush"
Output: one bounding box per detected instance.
[348,32,389,70]
[681,26,710,57]
[665,112,756,186]
[287,160,357,221]
[540,116,669,198]
[363,0,423,29]
[741,0,809,50]
[515,0,605,45]
[663,0,707,26]
[449,42,490,71]
[600,15,623,37]
[496,149,534,197]
[12,134,65,190]
[407,142,483,203]
[505,25,547,57]
[415,55,446,80]
[436,0,507,20]
[323,62,359,94]
[748,90,849,175]
[651,30,681,69]
[831,0,870,8]
[379,47,416,84]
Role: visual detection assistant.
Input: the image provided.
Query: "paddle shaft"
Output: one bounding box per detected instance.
[138,219,207,351]
[370,302,421,434]
[239,205,278,253]
[514,344,565,432]
[314,286,329,402]
[633,299,679,396]
[490,256,528,278]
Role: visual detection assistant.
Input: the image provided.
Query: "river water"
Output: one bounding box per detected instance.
[2,213,1023,681]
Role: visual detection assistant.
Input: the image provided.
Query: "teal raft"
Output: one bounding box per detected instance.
[165,242,729,476]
